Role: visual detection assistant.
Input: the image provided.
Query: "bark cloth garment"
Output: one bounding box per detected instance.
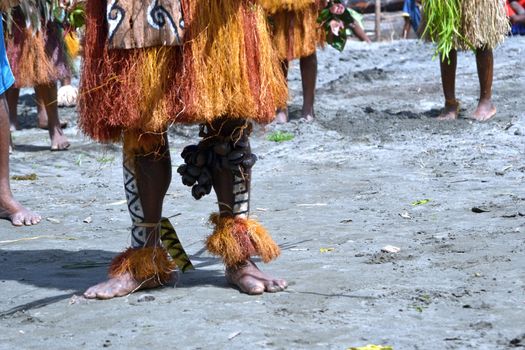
[79,0,289,152]
[4,5,73,88]
[269,0,324,61]
[423,0,509,50]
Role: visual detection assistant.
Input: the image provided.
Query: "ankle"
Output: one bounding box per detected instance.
[445,98,459,108]
[478,97,493,105]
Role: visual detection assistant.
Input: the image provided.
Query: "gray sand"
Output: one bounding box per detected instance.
[1,37,524,350]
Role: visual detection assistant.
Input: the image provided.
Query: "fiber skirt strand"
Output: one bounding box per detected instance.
[424,0,509,50]
[457,0,509,50]
[78,0,288,145]
[272,3,324,61]
[259,0,316,14]
[6,10,72,88]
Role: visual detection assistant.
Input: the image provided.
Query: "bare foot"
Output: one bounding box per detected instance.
[302,114,315,123]
[9,121,19,132]
[302,108,315,123]
[49,126,70,151]
[437,100,459,120]
[226,260,287,295]
[0,197,41,226]
[274,108,289,124]
[514,14,525,22]
[84,271,177,299]
[470,99,496,122]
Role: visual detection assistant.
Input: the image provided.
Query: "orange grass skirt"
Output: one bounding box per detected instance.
[271,3,324,61]
[5,10,72,88]
[78,0,288,145]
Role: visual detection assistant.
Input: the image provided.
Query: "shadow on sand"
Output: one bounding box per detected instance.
[0,248,225,316]
[0,238,308,315]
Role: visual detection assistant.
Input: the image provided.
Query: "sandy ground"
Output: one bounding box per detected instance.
[1,37,524,350]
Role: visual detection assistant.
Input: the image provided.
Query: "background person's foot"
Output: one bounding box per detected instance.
[274,108,289,124]
[437,101,459,120]
[302,107,315,123]
[0,197,41,226]
[9,122,19,132]
[226,260,287,295]
[302,114,315,123]
[49,126,70,151]
[470,100,496,122]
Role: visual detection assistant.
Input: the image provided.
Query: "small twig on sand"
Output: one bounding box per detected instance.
[0,235,76,245]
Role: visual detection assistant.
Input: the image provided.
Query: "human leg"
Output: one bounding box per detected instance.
[511,0,525,15]
[84,133,176,299]
[509,2,525,25]
[471,48,496,122]
[300,52,317,121]
[275,60,289,124]
[510,13,525,24]
[178,119,287,295]
[36,91,49,129]
[402,16,411,39]
[350,22,372,43]
[437,49,459,120]
[34,83,70,150]
[6,87,19,131]
[0,93,41,226]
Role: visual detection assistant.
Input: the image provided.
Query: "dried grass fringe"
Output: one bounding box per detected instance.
[206,213,280,267]
[7,28,58,87]
[183,0,287,123]
[457,0,509,50]
[424,0,509,50]
[272,4,324,61]
[109,247,176,284]
[79,0,287,147]
[259,0,316,14]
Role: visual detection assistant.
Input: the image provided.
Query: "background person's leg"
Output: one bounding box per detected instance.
[471,48,496,121]
[402,16,411,39]
[0,93,41,226]
[275,60,289,124]
[300,52,317,121]
[6,87,19,131]
[34,83,70,150]
[437,49,459,120]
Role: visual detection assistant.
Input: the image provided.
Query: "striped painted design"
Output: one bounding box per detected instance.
[233,175,249,218]
[123,156,147,248]
[160,218,194,272]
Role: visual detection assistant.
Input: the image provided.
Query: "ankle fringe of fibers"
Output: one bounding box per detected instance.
[109,247,176,284]
[206,213,280,268]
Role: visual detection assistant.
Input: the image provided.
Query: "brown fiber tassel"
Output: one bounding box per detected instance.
[109,247,177,284]
[206,213,280,267]
[259,0,316,14]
